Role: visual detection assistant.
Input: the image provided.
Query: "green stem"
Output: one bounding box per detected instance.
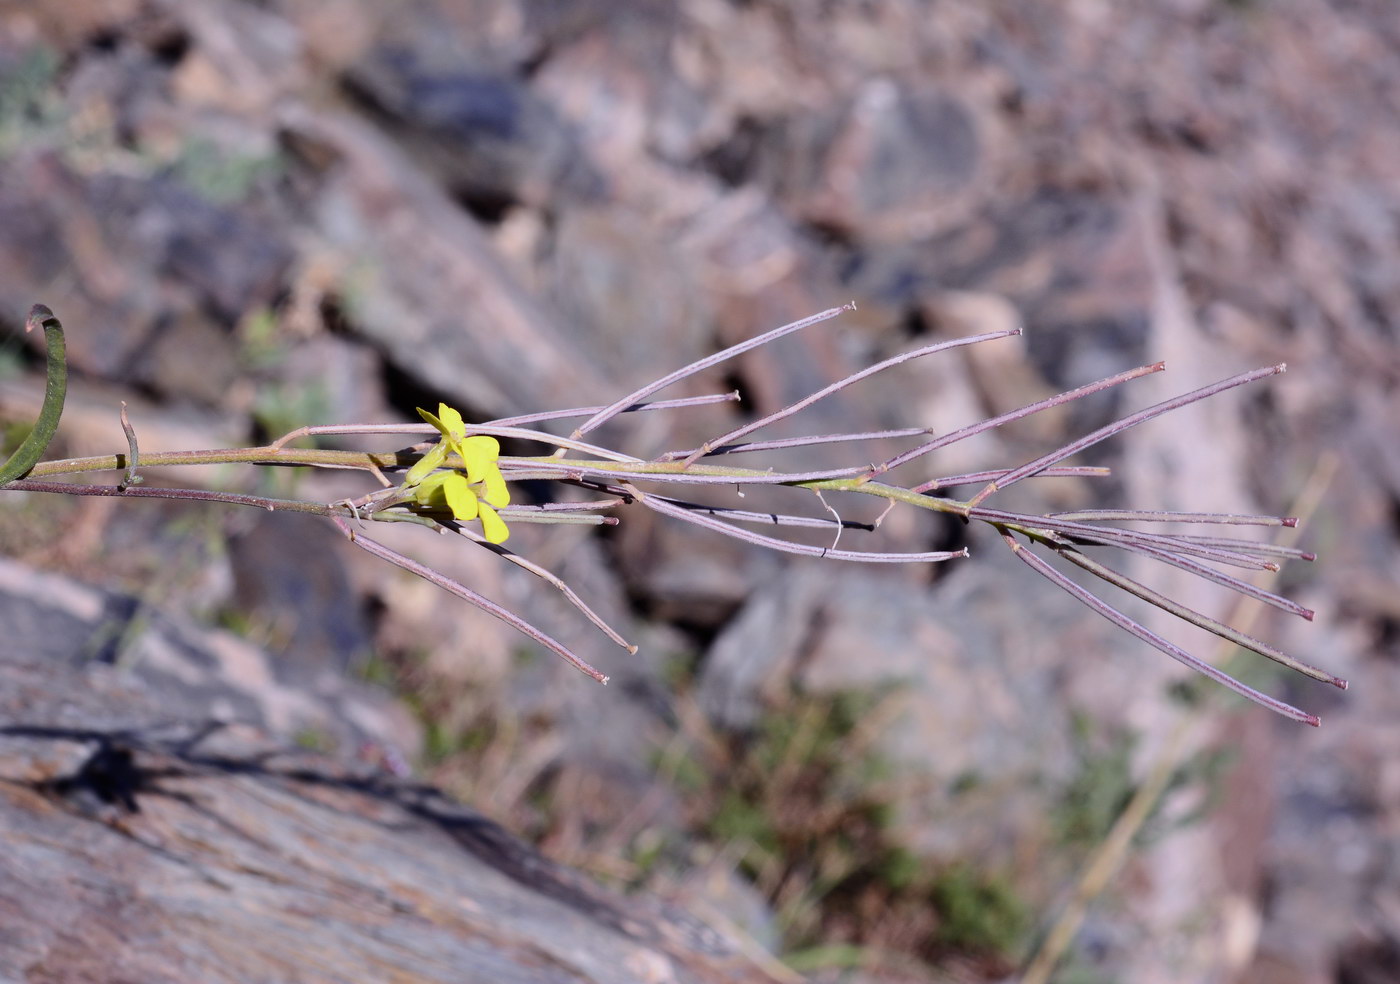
[799,476,972,517]
[22,446,408,478]
[509,456,980,518]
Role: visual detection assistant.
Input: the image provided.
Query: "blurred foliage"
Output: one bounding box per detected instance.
[368,637,1034,974]
[1052,714,1138,851]
[251,378,329,447]
[238,307,287,372]
[929,864,1028,955]
[658,682,1030,974]
[1052,711,1235,854]
[171,136,282,205]
[0,45,61,158]
[1,417,31,459]
[0,43,278,204]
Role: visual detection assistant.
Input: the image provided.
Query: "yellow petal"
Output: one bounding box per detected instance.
[404,441,448,486]
[478,503,509,543]
[442,473,479,520]
[458,435,500,483]
[462,434,499,459]
[438,403,467,441]
[481,466,510,508]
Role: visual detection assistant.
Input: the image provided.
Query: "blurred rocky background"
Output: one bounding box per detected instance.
[0,1,1397,982]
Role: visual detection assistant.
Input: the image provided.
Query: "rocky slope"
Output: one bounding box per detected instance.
[2,2,1397,981]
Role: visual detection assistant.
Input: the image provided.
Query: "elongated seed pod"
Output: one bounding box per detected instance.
[0,304,67,486]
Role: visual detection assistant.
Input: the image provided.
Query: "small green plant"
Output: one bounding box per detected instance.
[251,379,330,450]
[1053,714,1139,851]
[929,864,1029,955]
[657,683,1029,973]
[171,136,283,204]
[0,303,1340,724]
[1052,712,1237,853]
[0,46,62,159]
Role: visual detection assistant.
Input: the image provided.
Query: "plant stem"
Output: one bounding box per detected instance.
[1054,543,1344,687]
[21,446,407,479]
[330,516,609,683]
[3,479,337,515]
[673,329,1020,467]
[966,364,1286,507]
[998,528,1318,726]
[568,305,854,442]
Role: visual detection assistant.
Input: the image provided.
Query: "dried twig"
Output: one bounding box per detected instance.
[117,402,141,490]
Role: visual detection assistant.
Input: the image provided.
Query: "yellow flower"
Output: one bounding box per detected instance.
[418,405,502,482]
[403,403,511,543]
[412,471,479,520]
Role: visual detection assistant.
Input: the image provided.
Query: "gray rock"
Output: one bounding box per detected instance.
[0,555,782,984]
[756,81,981,245]
[227,510,375,679]
[545,206,711,391]
[0,555,406,755]
[345,44,605,211]
[292,107,614,419]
